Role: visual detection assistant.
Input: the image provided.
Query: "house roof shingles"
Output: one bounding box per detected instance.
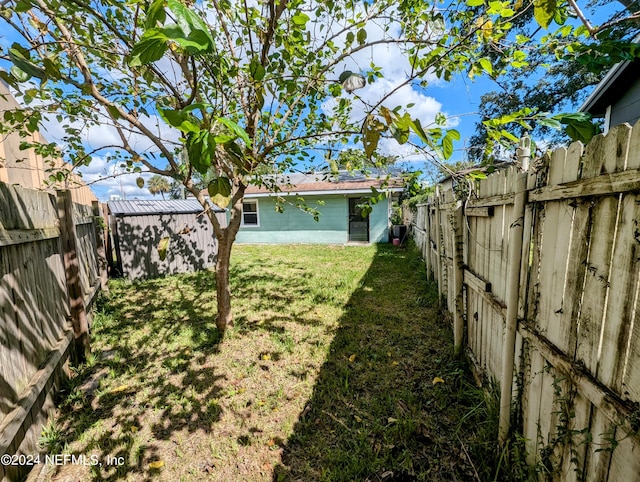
[244,177,404,195]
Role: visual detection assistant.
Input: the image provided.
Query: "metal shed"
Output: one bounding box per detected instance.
[108,199,227,280]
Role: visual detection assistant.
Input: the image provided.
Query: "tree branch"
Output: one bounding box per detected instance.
[567,0,596,36]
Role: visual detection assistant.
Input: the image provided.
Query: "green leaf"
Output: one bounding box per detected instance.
[128,29,168,66]
[9,45,45,80]
[249,59,266,81]
[468,171,487,180]
[167,0,212,43]
[360,203,372,218]
[157,237,170,261]
[411,119,429,144]
[537,117,562,130]
[106,105,121,120]
[357,28,367,45]
[157,24,212,54]
[217,118,251,147]
[145,0,166,29]
[292,12,310,26]
[158,107,187,128]
[500,7,515,17]
[446,129,461,141]
[466,0,484,5]
[13,0,33,13]
[390,124,409,145]
[42,58,62,80]
[500,129,519,142]
[10,66,30,82]
[479,58,493,76]
[186,131,213,175]
[553,112,591,123]
[136,177,145,188]
[442,135,454,160]
[533,0,557,29]
[0,70,17,87]
[207,177,232,209]
[556,114,596,144]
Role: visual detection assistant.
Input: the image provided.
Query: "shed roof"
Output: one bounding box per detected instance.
[108,199,224,216]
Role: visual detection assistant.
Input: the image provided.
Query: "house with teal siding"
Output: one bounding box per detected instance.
[233,172,404,244]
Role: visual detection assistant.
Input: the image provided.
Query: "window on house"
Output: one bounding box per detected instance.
[242,200,259,227]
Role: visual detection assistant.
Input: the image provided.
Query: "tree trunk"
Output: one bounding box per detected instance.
[213,194,243,331]
[215,236,233,332]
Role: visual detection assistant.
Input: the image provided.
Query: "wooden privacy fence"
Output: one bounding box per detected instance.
[0,184,104,481]
[413,123,640,481]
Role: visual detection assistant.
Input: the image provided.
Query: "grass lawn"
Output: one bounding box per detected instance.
[43,243,518,481]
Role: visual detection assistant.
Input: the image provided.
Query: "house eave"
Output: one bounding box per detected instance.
[580,33,640,118]
[580,59,633,117]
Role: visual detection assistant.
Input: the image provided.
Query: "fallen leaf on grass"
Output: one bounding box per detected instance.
[349,354,356,362]
[432,376,445,385]
[391,361,399,366]
[387,417,398,424]
[149,460,164,469]
[262,353,271,361]
[110,385,130,394]
[354,415,363,423]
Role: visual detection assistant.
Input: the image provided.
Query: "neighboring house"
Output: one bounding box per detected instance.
[0,79,96,205]
[580,57,640,133]
[108,199,227,280]
[231,171,405,244]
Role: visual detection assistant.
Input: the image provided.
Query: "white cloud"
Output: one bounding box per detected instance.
[76,154,170,201]
[42,111,181,156]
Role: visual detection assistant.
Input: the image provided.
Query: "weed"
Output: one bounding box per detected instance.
[39,416,65,454]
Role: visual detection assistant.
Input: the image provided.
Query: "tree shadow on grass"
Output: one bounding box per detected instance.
[273,244,498,482]
[48,269,230,481]
[47,246,352,481]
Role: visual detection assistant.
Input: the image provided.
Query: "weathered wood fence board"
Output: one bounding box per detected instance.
[0,184,102,482]
[412,122,640,482]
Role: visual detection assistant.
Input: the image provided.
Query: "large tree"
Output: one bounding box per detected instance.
[0,0,637,331]
[468,0,640,161]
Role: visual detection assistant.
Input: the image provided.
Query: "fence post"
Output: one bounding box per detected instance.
[92,201,109,291]
[57,190,90,363]
[498,138,530,443]
[102,202,116,275]
[434,190,443,301]
[452,201,465,355]
[424,203,432,280]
